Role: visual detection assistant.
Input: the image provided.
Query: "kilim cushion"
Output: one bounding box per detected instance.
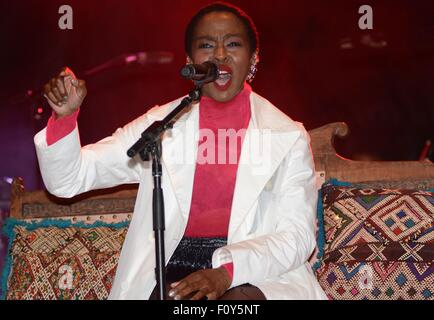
[1,219,129,300]
[315,181,434,300]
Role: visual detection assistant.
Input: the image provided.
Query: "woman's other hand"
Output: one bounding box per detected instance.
[43,67,87,119]
[168,267,231,300]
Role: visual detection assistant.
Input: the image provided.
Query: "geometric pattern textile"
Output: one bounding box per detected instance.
[315,183,434,300]
[3,223,128,300]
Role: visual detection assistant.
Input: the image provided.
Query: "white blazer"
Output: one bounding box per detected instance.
[34,91,327,300]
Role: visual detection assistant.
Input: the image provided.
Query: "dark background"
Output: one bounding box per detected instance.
[0,0,433,192]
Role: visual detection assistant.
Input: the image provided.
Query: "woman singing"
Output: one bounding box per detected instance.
[35,2,326,300]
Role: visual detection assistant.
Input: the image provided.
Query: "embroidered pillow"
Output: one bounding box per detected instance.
[315,181,434,300]
[1,219,129,300]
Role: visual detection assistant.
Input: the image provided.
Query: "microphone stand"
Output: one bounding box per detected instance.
[127,86,202,300]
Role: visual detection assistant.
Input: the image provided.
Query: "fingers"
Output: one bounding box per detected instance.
[56,77,67,98]
[174,282,217,301]
[75,79,87,99]
[176,280,203,299]
[44,75,67,106]
[170,280,187,292]
[206,291,218,300]
[50,78,64,104]
[190,288,211,301]
[45,90,59,106]
[169,277,200,300]
[43,83,56,105]
[169,271,220,300]
[169,280,196,300]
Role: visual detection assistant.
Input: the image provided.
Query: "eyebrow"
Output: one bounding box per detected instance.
[193,33,244,41]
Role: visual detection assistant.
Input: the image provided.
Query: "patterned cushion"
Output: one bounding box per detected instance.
[315,181,434,300]
[1,219,129,300]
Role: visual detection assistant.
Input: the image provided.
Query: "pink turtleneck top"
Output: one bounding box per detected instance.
[184,84,251,237]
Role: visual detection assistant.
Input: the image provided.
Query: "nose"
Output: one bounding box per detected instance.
[214,43,228,63]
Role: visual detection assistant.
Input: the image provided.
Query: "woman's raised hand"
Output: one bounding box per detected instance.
[43,67,87,119]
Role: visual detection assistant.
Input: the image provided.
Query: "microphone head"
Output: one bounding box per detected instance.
[204,61,219,81]
[180,61,219,83]
[180,64,195,79]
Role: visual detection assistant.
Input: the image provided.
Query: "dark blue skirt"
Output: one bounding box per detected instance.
[165,236,227,283]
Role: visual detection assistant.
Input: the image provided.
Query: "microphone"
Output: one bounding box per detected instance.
[180,61,219,84]
[124,51,174,65]
[23,51,175,100]
[84,51,174,76]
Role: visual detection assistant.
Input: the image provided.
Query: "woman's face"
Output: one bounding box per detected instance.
[189,11,254,102]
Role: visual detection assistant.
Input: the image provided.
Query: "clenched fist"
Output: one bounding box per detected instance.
[43,67,87,119]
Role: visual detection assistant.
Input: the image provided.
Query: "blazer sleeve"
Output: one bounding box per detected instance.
[34,112,151,198]
[212,127,318,288]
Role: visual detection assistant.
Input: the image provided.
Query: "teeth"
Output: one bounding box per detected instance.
[219,70,231,75]
[218,73,231,80]
[216,76,231,86]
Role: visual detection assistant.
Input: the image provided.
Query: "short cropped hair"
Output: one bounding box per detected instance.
[184,2,259,57]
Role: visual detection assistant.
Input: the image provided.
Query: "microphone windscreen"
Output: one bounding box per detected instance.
[180,65,194,78]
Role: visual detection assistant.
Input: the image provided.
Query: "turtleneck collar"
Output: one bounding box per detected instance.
[199,83,252,129]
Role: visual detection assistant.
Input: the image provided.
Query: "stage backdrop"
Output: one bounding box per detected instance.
[0,0,433,193]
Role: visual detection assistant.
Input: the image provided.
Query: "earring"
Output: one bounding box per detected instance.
[247,52,259,83]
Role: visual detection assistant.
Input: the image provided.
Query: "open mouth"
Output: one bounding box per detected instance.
[214,65,233,90]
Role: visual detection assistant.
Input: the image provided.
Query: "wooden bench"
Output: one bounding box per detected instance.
[9,122,434,222]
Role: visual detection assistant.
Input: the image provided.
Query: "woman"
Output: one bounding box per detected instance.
[35,2,327,300]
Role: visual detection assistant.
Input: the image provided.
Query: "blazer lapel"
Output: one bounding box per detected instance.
[157,101,199,224]
[228,93,302,242]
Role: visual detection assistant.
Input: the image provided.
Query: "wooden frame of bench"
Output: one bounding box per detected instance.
[9,122,434,220]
